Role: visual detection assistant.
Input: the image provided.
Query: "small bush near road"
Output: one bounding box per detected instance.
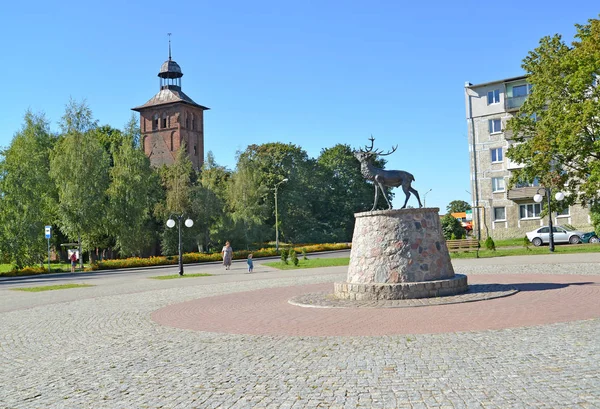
[484,237,496,251]
[290,250,299,266]
[280,248,289,264]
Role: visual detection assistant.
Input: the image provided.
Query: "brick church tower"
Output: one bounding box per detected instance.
[132,40,209,171]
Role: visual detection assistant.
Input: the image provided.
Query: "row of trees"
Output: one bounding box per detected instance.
[0,100,391,269]
[507,17,600,223]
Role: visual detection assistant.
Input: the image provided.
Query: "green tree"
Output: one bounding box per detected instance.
[155,145,196,255]
[0,111,58,268]
[49,99,110,262]
[440,214,465,240]
[507,17,600,212]
[227,160,270,248]
[107,135,160,256]
[316,144,376,242]
[236,142,318,243]
[446,200,471,214]
[196,152,232,251]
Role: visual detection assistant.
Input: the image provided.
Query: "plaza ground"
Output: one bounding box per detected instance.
[0,252,599,408]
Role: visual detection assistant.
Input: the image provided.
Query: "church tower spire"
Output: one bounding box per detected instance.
[132,33,209,171]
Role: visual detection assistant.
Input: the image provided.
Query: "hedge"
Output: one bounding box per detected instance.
[89,242,351,271]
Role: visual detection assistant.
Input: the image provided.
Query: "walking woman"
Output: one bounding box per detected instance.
[222,241,233,270]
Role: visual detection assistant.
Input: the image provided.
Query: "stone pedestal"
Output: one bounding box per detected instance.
[334,208,468,300]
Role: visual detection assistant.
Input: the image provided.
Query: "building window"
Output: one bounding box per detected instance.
[491,148,503,163]
[170,132,174,151]
[162,117,167,128]
[186,115,190,129]
[494,207,506,221]
[492,177,505,192]
[488,119,502,134]
[557,207,570,217]
[191,115,195,131]
[193,145,197,155]
[153,117,158,131]
[519,203,542,219]
[513,84,532,97]
[487,89,500,105]
[515,177,540,188]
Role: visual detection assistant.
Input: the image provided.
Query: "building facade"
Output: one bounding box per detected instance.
[464,76,592,240]
[132,51,209,171]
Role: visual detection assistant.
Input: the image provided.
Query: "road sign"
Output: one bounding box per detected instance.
[465,210,473,221]
[45,226,51,239]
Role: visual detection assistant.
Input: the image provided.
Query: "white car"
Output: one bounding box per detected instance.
[526,225,586,246]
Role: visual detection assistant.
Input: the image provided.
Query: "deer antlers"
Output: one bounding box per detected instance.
[361,136,397,156]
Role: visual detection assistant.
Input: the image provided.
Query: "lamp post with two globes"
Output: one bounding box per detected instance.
[533,188,565,252]
[274,178,289,251]
[166,214,194,275]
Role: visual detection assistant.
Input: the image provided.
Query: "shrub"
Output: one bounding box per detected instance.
[441,214,466,240]
[523,235,531,250]
[280,248,289,264]
[290,250,299,266]
[484,237,496,251]
[301,248,308,260]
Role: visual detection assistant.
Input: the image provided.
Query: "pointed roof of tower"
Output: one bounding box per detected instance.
[132,33,209,112]
[132,88,209,111]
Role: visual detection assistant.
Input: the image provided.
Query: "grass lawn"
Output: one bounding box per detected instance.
[149,273,213,280]
[11,284,94,292]
[264,257,350,270]
[452,242,600,258]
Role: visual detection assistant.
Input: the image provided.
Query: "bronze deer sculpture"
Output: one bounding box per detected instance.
[354,137,423,211]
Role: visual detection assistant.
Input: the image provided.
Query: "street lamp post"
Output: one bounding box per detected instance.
[533,188,565,252]
[166,214,194,275]
[423,189,432,207]
[274,178,289,251]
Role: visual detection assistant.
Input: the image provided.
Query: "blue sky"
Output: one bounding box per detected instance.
[1,1,598,211]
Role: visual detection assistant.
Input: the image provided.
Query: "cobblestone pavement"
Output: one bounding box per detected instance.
[1,255,599,409]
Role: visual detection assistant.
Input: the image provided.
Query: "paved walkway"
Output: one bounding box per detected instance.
[1,253,599,408]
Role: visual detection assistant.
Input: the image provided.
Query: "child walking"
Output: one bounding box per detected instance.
[247,254,254,273]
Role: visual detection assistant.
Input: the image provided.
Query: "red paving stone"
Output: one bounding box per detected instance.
[151,274,600,336]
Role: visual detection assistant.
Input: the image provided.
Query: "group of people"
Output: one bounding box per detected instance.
[221,241,253,273]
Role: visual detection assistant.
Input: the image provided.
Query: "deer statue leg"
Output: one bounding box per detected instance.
[374,175,392,210]
[401,184,412,209]
[408,186,423,208]
[371,183,379,211]
[379,182,392,209]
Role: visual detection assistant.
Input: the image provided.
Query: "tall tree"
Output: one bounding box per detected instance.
[507,17,600,213]
[196,152,233,250]
[107,135,160,257]
[155,145,195,254]
[316,144,379,241]
[227,161,270,248]
[446,200,471,214]
[49,99,110,261]
[236,143,318,243]
[0,111,57,268]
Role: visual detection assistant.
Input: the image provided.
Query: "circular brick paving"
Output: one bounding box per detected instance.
[289,283,518,308]
[151,273,600,336]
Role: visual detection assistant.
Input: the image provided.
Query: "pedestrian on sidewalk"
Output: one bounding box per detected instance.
[70,251,77,273]
[247,254,254,273]
[222,241,233,270]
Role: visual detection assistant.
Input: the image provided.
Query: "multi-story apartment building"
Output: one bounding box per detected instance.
[464,76,592,240]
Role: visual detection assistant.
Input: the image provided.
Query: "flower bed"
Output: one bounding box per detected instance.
[90,243,351,271]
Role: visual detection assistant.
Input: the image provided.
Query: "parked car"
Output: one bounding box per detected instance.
[526,225,587,246]
[581,231,600,243]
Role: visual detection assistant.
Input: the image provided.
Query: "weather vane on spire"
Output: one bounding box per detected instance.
[168,33,172,60]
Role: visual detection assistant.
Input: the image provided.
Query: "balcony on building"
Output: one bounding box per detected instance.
[507,177,540,200]
[504,81,531,112]
[505,95,528,111]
